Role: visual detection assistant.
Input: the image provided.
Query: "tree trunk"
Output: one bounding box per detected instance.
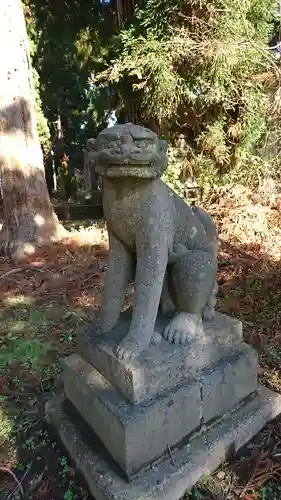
[0,0,65,259]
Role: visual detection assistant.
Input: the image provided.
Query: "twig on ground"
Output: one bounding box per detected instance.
[7,462,32,499]
[0,466,24,497]
[0,267,44,282]
[0,268,23,281]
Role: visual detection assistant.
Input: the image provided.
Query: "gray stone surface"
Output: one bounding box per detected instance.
[90,123,219,361]
[63,344,258,477]
[200,343,258,422]
[45,386,281,500]
[78,309,243,404]
[63,353,201,478]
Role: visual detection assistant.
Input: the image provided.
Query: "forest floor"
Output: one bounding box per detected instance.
[2,183,281,499]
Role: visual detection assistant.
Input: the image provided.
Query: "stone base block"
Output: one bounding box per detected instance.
[63,353,201,478]
[45,386,281,500]
[63,343,258,478]
[77,310,243,404]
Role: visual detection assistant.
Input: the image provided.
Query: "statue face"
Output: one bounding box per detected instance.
[90,124,168,179]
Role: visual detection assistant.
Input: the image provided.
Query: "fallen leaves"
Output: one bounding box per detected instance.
[0,239,108,310]
[229,422,281,499]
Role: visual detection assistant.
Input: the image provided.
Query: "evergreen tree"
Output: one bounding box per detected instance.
[96,0,280,185]
[22,0,281,188]
[25,0,115,144]
[23,0,117,197]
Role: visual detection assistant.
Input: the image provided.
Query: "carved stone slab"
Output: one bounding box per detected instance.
[46,386,281,500]
[62,341,257,478]
[77,310,243,404]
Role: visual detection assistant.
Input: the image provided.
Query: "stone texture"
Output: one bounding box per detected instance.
[200,343,258,422]
[63,353,201,478]
[78,309,243,404]
[62,341,258,478]
[46,386,281,500]
[91,123,219,362]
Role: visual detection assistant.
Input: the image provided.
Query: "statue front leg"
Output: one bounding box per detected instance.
[116,233,169,361]
[101,231,133,334]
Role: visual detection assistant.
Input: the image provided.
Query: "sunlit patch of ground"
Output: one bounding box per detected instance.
[0,220,107,499]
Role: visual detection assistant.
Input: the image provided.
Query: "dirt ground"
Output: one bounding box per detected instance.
[2,185,281,499]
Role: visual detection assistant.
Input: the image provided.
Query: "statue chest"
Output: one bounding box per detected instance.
[102,180,163,250]
[103,193,139,249]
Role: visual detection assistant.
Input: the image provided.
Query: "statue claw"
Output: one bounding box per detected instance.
[116,329,153,361]
[163,312,201,345]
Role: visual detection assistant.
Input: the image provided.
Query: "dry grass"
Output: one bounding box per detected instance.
[203,184,281,393]
[205,181,281,261]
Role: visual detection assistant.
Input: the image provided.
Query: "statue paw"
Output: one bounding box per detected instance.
[116,330,152,361]
[163,312,201,345]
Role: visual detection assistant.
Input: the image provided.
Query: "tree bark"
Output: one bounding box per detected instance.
[0,0,65,259]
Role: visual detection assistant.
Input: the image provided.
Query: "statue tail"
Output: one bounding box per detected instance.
[192,206,218,320]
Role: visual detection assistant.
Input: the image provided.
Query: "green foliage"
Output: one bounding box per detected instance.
[23,0,50,149]
[24,0,112,146]
[259,483,281,499]
[0,333,53,372]
[184,474,225,499]
[0,406,13,446]
[22,0,281,191]
[198,117,230,166]
[32,67,50,148]
[95,0,279,187]
[0,307,53,374]
[162,147,186,197]
[57,167,78,200]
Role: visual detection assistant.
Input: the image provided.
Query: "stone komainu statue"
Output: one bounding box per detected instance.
[89,124,218,361]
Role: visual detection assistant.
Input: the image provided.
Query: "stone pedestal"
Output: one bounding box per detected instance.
[46,312,281,500]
